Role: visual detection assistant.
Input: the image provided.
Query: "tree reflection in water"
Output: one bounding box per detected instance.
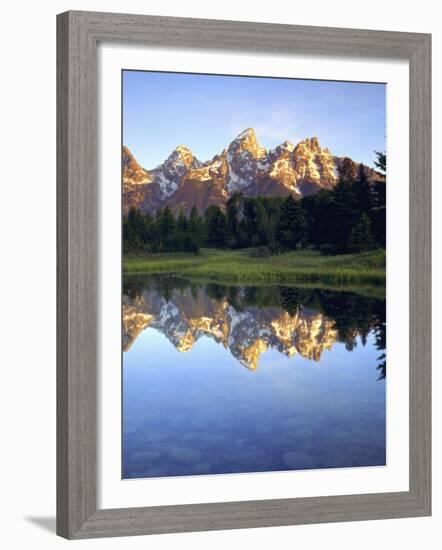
[123,274,386,377]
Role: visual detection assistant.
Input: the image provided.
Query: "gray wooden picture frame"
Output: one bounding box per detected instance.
[57,10,431,539]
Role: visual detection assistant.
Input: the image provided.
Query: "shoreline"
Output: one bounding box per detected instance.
[123,249,386,296]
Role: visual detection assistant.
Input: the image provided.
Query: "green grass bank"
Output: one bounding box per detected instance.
[123,248,385,294]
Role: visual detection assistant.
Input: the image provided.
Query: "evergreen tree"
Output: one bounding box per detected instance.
[276,196,307,250]
[182,233,199,254]
[123,207,145,252]
[264,196,283,249]
[301,190,334,249]
[158,206,176,251]
[371,182,386,248]
[188,205,204,246]
[348,213,375,253]
[207,207,227,247]
[255,199,270,246]
[189,205,199,232]
[148,220,161,253]
[236,218,250,249]
[354,163,373,215]
[328,180,357,253]
[242,198,258,246]
[226,192,241,247]
[374,151,386,174]
[177,208,188,232]
[371,151,386,247]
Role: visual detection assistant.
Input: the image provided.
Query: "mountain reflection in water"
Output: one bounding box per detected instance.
[122,275,386,479]
[123,275,386,376]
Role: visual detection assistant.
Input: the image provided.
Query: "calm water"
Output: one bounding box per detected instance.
[122,275,386,479]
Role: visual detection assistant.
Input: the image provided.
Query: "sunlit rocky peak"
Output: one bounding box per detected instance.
[301,136,321,152]
[122,146,152,191]
[169,145,195,168]
[292,137,337,191]
[229,127,267,159]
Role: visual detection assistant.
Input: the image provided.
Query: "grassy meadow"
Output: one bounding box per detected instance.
[123,248,386,296]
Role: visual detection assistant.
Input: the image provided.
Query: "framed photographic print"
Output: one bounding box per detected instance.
[57,11,431,539]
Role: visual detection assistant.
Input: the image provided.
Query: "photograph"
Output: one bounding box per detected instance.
[121,70,387,479]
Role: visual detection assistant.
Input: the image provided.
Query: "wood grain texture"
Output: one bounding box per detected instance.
[408,35,432,513]
[56,11,69,539]
[56,10,432,539]
[71,10,428,58]
[57,11,98,539]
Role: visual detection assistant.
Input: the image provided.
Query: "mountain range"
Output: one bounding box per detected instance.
[123,128,384,216]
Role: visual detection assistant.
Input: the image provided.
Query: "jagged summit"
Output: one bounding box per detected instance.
[228,127,267,160]
[166,144,196,168]
[301,136,321,151]
[171,144,194,158]
[173,144,192,152]
[236,127,256,139]
[122,130,384,215]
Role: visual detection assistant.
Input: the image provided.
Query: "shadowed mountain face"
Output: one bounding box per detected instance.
[123,129,384,215]
[123,276,386,375]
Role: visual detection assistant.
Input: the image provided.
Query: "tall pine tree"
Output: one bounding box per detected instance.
[348,213,375,253]
[328,180,357,253]
[158,206,175,251]
[207,207,228,247]
[354,163,373,215]
[374,151,386,174]
[276,196,307,250]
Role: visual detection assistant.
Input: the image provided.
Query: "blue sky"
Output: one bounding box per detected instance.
[123,70,386,169]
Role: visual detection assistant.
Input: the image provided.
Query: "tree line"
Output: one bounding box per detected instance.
[123,153,386,256]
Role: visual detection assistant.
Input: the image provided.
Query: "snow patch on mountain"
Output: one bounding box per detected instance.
[153,173,178,197]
